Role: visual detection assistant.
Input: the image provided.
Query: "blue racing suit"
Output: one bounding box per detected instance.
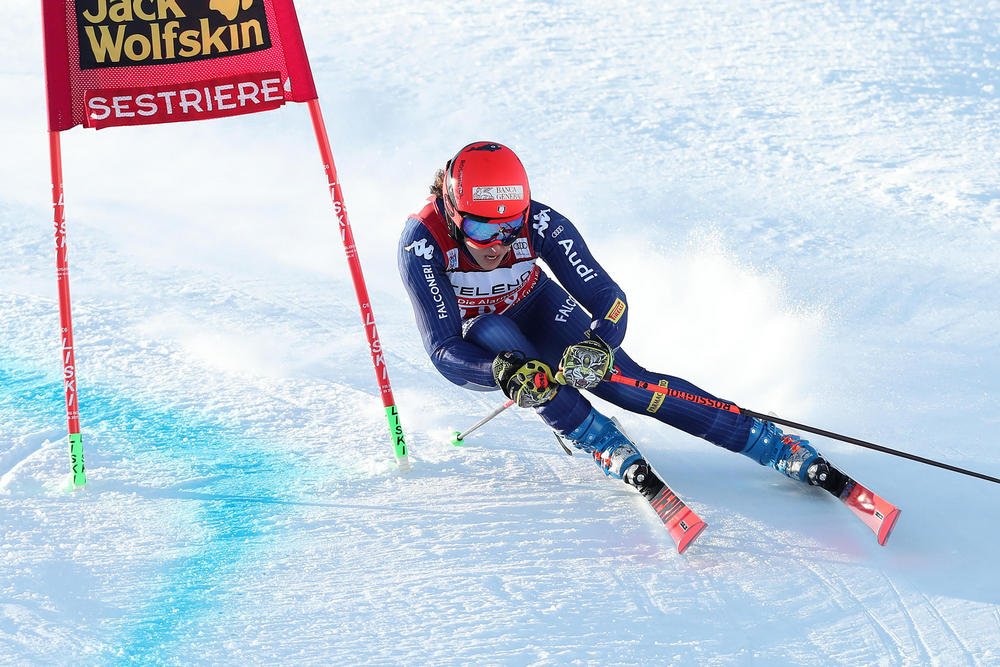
[398,197,754,452]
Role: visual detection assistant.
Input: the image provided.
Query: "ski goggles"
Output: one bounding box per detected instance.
[460,212,526,248]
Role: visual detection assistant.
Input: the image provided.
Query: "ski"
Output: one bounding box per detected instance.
[815,464,901,546]
[838,476,901,546]
[603,418,707,554]
[645,477,708,554]
[623,462,707,554]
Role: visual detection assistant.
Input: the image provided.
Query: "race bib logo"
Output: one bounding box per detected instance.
[76,0,272,69]
[449,261,540,319]
[405,238,434,260]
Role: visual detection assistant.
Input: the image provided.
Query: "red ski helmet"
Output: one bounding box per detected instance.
[442,142,531,245]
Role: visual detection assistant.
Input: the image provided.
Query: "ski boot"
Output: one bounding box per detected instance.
[741,418,848,496]
[564,409,664,498]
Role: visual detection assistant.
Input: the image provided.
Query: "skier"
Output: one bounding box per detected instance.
[398,141,847,500]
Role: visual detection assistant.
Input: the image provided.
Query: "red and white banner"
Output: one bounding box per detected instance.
[42,0,317,131]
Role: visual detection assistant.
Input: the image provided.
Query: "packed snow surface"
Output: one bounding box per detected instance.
[2,0,1000,664]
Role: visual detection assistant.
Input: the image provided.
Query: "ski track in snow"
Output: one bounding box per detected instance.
[3,0,1000,664]
[916,592,975,665]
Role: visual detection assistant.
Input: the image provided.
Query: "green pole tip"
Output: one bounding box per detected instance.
[451,431,465,447]
[69,433,86,487]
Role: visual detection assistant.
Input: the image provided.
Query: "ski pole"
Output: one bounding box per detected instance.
[451,399,515,446]
[606,371,1000,485]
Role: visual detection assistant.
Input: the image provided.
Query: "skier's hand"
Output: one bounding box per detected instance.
[492,351,559,408]
[556,336,614,389]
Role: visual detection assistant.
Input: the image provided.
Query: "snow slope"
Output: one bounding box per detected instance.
[2,0,1000,663]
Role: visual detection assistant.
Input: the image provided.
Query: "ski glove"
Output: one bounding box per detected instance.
[492,351,559,408]
[556,336,614,390]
